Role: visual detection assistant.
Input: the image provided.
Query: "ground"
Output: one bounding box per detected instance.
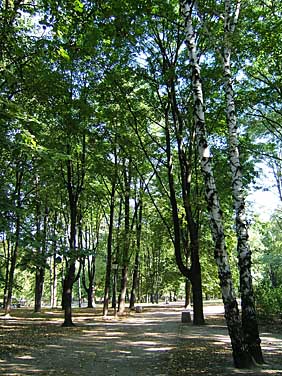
[0,302,282,375]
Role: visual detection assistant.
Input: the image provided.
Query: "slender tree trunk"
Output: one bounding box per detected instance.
[62,261,76,327]
[103,170,117,316]
[62,183,77,326]
[82,256,96,308]
[5,218,20,316]
[50,214,58,308]
[51,251,58,308]
[164,104,204,324]
[129,191,142,310]
[3,238,10,308]
[62,134,85,326]
[34,201,48,313]
[180,0,252,367]
[118,266,128,314]
[118,160,131,315]
[223,0,263,364]
[185,279,191,308]
[129,251,139,309]
[34,267,45,312]
[156,28,205,324]
[5,164,23,316]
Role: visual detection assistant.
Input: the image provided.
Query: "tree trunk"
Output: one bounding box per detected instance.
[164,104,205,325]
[5,224,19,316]
[34,267,45,313]
[62,262,76,327]
[103,168,117,316]
[190,258,204,325]
[118,160,131,316]
[180,0,253,367]
[5,164,23,316]
[222,0,263,364]
[34,199,48,313]
[129,250,139,310]
[62,135,85,326]
[2,238,11,308]
[129,192,142,310]
[51,252,58,308]
[118,265,128,314]
[185,279,191,308]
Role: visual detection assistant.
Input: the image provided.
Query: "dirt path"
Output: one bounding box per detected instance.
[0,304,282,375]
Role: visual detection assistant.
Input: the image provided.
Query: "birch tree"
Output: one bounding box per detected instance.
[180,0,252,368]
[222,0,263,363]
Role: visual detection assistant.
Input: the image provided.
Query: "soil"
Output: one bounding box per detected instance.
[0,303,282,375]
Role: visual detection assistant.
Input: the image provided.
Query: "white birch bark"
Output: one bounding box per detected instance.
[180,0,251,368]
[223,0,263,363]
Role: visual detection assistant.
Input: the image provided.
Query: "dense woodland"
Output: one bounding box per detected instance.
[1,0,282,369]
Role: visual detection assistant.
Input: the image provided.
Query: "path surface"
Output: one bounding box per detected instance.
[0,304,282,375]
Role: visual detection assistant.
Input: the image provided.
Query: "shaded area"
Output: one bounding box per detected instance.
[0,304,281,375]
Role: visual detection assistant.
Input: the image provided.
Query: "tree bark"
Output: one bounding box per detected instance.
[129,195,142,309]
[62,261,76,327]
[118,159,132,315]
[180,0,252,367]
[223,0,263,364]
[34,200,48,313]
[103,152,117,316]
[155,27,205,325]
[185,279,191,308]
[2,238,11,308]
[34,267,45,313]
[5,162,24,316]
[164,103,205,325]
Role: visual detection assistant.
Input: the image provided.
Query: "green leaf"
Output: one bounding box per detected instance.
[74,0,84,13]
[57,46,70,60]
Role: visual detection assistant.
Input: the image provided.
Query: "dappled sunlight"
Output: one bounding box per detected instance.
[146,346,175,352]
[1,305,282,375]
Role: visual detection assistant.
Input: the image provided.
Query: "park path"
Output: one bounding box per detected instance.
[1,303,282,375]
[0,304,184,375]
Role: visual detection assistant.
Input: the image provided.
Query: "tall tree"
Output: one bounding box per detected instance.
[222,0,263,363]
[180,0,252,367]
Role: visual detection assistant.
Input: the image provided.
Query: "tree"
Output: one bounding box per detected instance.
[180,0,252,367]
[221,0,263,363]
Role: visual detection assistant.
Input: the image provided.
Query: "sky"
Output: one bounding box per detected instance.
[246,163,281,221]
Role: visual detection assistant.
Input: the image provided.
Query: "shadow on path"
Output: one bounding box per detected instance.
[0,304,282,375]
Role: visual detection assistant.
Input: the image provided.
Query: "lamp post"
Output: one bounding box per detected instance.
[112,262,118,317]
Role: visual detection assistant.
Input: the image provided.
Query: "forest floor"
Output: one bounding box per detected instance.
[0,302,282,375]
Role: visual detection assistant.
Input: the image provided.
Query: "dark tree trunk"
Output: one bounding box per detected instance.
[62,135,85,326]
[62,262,76,327]
[34,267,45,313]
[87,286,94,308]
[118,159,131,315]
[34,200,48,313]
[129,250,139,309]
[129,193,142,310]
[190,260,204,325]
[5,229,19,316]
[103,157,117,316]
[3,239,11,308]
[185,279,191,308]
[5,164,23,316]
[164,105,204,325]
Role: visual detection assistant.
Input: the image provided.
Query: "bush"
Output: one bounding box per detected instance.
[255,284,282,319]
